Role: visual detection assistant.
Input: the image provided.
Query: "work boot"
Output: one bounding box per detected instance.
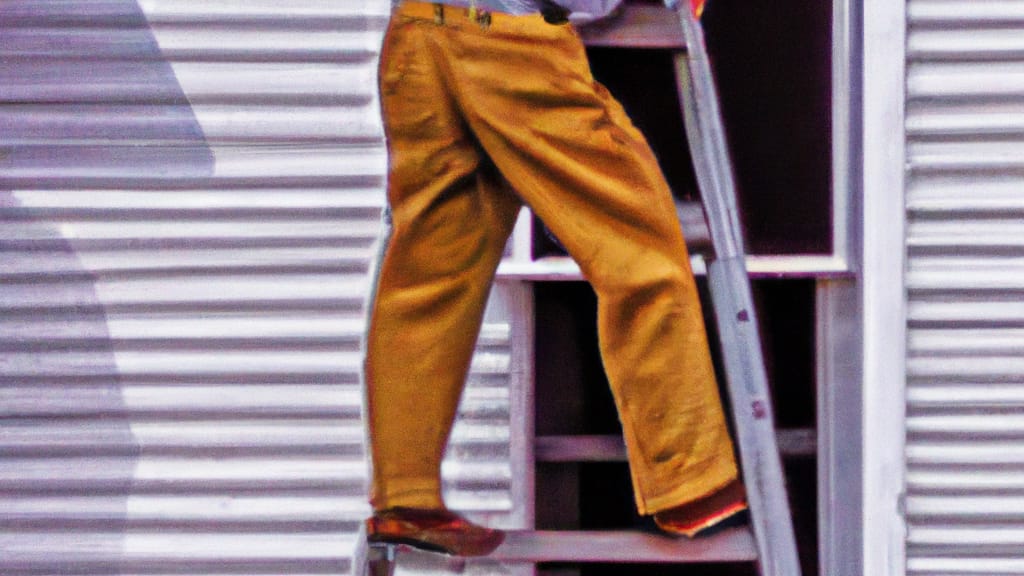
[653,479,748,538]
[366,507,505,556]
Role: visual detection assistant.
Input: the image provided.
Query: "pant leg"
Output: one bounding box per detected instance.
[427,12,739,515]
[365,15,523,511]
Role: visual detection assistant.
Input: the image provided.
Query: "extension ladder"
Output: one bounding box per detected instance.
[355,2,802,575]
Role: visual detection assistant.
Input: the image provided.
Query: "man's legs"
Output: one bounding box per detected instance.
[365,14,522,513]
[428,11,740,515]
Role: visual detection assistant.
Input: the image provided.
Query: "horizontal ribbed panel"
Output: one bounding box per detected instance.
[0,2,523,574]
[906,1,1024,573]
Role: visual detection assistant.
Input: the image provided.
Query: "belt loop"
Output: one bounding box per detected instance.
[433,3,445,24]
[468,0,491,29]
[478,10,491,29]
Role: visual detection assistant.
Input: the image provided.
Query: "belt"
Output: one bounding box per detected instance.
[395,2,494,26]
[394,1,570,26]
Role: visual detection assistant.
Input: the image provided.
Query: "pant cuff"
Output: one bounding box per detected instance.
[372,477,444,511]
[635,456,739,516]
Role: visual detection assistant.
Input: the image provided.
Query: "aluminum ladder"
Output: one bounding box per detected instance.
[355,2,802,574]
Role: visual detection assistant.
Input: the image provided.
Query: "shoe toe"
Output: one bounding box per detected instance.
[367,508,505,557]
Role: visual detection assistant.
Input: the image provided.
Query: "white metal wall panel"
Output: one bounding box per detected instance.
[0,2,527,574]
[906,1,1024,573]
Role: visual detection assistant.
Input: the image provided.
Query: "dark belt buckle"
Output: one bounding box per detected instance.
[540,0,570,24]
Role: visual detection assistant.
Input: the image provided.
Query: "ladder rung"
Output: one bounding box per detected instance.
[490,528,757,563]
[538,200,709,254]
[535,428,816,462]
[579,4,687,50]
[676,199,712,254]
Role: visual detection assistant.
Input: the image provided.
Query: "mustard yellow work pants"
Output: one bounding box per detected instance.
[365,1,738,516]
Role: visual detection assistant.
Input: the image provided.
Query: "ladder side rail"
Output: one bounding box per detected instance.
[707,262,802,576]
[669,2,743,259]
[668,3,803,576]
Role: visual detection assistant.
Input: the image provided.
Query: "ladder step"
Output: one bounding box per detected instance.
[490,529,757,563]
[579,4,687,49]
[535,428,816,462]
[675,199,712,255]
[536,200,710,255]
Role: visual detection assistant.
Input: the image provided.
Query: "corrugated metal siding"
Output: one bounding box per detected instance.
[905,1,1024,573]
[0,1,524,573]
